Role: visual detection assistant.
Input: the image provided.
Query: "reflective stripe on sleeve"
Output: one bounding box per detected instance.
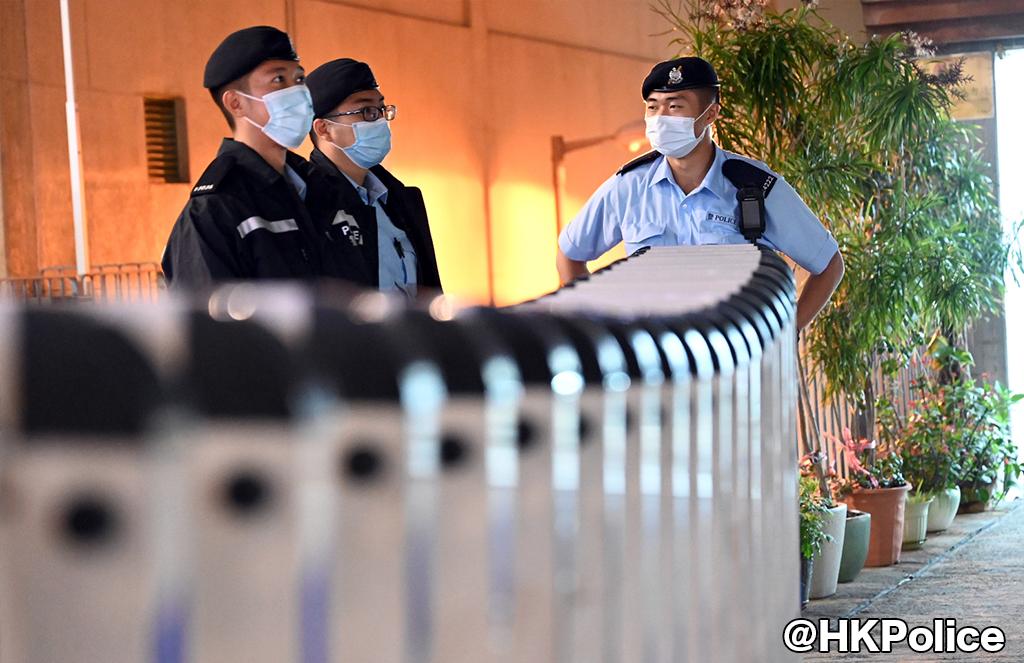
[236,216,299,239]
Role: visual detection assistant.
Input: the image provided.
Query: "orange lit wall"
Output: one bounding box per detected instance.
[1,0,677,304]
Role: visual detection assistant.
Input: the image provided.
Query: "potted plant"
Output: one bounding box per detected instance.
[876,367,950,545]
[831,428,910,567]
[878,340,961,531]
[800,454,847,599]
[957,378,1022,512]
[799,474,832,608]
[891,339,1023,515]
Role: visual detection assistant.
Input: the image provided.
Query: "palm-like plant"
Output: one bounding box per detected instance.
[653,0,1013,433]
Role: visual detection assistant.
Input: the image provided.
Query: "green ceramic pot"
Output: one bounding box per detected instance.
[838,510,871,583]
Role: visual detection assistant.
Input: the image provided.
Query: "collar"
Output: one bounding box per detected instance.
[216,138,309,191]
[310,148,390,206]
[341,169,388,206]
[646,144,728,200]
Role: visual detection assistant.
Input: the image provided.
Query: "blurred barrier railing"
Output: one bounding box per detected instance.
[0,244,800,663]
[0,263,164,302]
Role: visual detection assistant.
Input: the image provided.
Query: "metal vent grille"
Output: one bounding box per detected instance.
[144,97,189,183]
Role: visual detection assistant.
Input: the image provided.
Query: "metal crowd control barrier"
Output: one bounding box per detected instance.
[520,244,799,663]
[0,243,799,663]
[0,303,183,663]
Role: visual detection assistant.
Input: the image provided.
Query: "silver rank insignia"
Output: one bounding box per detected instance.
[668,66,683,85]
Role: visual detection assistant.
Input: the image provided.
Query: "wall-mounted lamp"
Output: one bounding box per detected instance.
[551,119,648,243]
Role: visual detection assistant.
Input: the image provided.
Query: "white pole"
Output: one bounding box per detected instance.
[60,0,89,276]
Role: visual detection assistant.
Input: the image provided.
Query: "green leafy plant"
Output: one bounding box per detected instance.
[653,0,1015,437]
[799,473,833,560]
[880,337,1022,502]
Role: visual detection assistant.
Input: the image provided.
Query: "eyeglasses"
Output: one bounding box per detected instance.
[324,104,397,123]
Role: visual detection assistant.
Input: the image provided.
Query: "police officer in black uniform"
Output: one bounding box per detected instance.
[305,58,442,295]
[161,26,369,288]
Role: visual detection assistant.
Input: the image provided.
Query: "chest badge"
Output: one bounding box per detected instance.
[668,66,684,85]
[333,210,363,246]
[707,211,737,226]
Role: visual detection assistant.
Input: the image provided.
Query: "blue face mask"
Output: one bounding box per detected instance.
[239,85,314,150]
[326,119,392,169]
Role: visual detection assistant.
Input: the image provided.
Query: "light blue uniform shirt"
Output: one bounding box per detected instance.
[559,145,839,275]
[343,171,418,296]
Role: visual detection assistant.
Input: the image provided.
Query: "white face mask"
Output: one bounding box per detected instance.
[645,103,714,158]
[238,85,314,150]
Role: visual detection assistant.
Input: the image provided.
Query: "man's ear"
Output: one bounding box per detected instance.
[705,101,721,127]
[312,118,329,142]
[222,88,245,120]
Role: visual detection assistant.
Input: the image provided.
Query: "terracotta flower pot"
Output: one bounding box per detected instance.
[838,510,871,583]
[842,483,910,567]
[809,503,847,598]
[927,486,961,532]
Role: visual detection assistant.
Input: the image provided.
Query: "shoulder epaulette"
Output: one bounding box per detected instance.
[721,158,778,198]
[616,150,660,176]
[189,155,238,198]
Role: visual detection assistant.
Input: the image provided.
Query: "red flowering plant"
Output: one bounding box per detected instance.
[827,427,906,499]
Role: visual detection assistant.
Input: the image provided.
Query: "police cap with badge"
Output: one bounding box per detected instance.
[624,56,776,242]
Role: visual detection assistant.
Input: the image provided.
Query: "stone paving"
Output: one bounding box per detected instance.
[801,498,1023,661]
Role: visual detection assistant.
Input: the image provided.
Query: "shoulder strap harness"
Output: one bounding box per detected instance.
[721,158,777,241]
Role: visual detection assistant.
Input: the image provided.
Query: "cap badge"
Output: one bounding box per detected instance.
[668,66,684,85]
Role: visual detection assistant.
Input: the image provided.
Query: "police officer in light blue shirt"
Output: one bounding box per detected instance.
[557,56,844,331]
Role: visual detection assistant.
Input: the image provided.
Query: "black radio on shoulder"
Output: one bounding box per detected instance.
[722,158,777,242]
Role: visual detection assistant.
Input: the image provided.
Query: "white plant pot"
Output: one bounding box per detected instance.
[926,486,961,533]
[902,494,934,550]
[809,503,847,599]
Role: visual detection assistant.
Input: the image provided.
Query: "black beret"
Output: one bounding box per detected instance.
[306,59,379,118]
[642,56,720,99]
[203,26,299,90]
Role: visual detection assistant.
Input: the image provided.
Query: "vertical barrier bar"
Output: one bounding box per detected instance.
[0,307,174,663]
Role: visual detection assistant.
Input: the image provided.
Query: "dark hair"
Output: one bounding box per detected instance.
[210,75,250,131]
[696,86,721,108]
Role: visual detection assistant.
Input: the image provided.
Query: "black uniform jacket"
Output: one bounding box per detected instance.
[308,148,442,291]
[161,139,370,289]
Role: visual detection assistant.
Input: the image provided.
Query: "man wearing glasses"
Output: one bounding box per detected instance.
[306,58,442,295]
